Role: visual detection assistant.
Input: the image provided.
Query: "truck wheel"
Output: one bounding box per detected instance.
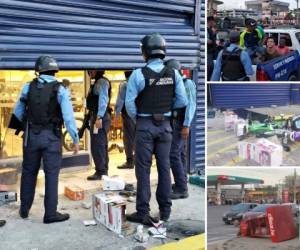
[288,74,298,81]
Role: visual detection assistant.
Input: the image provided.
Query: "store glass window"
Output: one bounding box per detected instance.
[0,71,86,159]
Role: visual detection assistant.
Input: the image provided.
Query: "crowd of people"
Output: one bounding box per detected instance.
[207,16,292,81]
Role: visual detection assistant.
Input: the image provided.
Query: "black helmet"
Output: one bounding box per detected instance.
[35,55,59,73]
[165,59,181,71]
[140,33,166,61]
[245,18,257,27]
[229,31,240,43]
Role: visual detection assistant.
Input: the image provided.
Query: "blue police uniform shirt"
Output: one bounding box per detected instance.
[125,58,188,121]
[210,44,254,81]
[14,74,80,144]
[115,81,127,117]
[182,77,196,127]
[92,78,110,118]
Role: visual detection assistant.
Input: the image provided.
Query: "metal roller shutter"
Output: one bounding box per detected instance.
[0,0,200,69]
[189,0,205,174]
[210,84,291,109]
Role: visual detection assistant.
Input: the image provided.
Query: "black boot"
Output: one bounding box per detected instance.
[19,206,29,219]
[126,212,158,226]
[43,212,70,224]
[117,162,134,169]
[87,173,102,181]
[160,212,170,222]
[0,220,6,227]
[170,190,189,200]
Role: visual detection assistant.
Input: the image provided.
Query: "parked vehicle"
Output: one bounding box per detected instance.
[242,204,277,221]
[282,203,300,217]
[223,203,258,225]
[255,50,300,81]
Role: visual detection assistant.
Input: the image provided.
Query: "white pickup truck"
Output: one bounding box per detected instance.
[251,29,300,81]
[263,29,300,53]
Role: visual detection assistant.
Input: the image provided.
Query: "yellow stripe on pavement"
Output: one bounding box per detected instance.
[148,234,205,250]
[207,135,236,147]
[207,130,224,135]
[207,143,237,161]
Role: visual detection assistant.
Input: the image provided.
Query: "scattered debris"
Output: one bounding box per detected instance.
[166,219,205,237]
[134,225,149,243]
[122,224,136,236]
[103,175,125,191]
[93,193,127,235]
[0,191,17,206]
[0,220,6,227]
[83,220,97,226]
[81,201,92,209]
[127,197,135,203]
[119,191,136,197]
[124,184,134,192]
[132,246,146,250]
[238,138,283,166]
[148,226,167,239]
[64,185,85,201]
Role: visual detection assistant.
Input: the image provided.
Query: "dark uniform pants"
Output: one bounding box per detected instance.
[135,117,172,216]
[122,112,135,164]
[170,119,188,193]
[90,113,111,175]
[21,129,62,218]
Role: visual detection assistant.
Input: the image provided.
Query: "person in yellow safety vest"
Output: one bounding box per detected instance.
[240,18,264,58]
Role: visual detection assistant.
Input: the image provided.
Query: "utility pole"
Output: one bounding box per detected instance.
[294,168,297,204]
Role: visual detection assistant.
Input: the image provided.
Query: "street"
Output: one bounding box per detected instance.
[207,205,300,250]
[207,110,300,166]
[207,205,238,245]
[0,166,205,250]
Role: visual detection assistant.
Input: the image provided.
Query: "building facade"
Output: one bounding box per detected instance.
[0,0,205,173]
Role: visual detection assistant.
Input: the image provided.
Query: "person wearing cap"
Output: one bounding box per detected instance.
[10,55,79,224]
[207,16,217,80]
[115,71,135,170]
[240,18,264,58]
[211,31,254,81]
[85,70,112,181]
[125,33,188,225]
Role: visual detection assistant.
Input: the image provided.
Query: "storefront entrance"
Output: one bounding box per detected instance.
[0,70,128,170]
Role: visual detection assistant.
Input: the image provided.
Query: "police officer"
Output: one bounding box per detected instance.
[86,70,112,180]
[165,59,196,200]
[11,55,80,223]
[115,71,135,169]
[125,33,188,225]
[211,31,254,81]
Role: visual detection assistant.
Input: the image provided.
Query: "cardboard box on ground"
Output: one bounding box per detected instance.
[93,193,128,235]
[238,138,283,166]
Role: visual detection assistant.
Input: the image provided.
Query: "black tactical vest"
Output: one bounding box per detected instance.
[221,48,247,81]
[136,66,175,114]
[27,78,63,129]
[86,77,112,114]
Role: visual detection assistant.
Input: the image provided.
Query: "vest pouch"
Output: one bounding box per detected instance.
[152,114,165,126]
